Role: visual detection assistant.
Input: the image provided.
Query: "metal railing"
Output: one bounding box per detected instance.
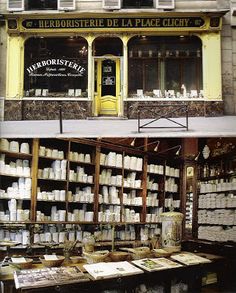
[137,103,189,133]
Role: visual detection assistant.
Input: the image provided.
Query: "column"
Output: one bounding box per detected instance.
[200,32,222,100]
[86,35,95,114]
[122,35,130,117]
[6,35,25,99]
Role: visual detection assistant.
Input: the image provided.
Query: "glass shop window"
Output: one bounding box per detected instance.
[25,0,57,10]
[123,0,154,8]
[24,37,88,98]
[128,36,202,99]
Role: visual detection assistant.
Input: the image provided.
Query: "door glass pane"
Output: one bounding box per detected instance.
[101,59,116,96]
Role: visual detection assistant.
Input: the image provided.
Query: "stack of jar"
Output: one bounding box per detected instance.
[99,185,120,204]
[198,193,236,209]
[69,151,91,163]
[99,169,122,186]
[124,155,143,171]
[0,156,31,177]
[0,229,30,245]
[165,178,178,192]
[0,177,31,199]
[69,166,93,183]
[37,189,66,201]
[147,163,164,174]
[98,205,121,222]
[200,178,236,193]
[0,199,30,222]
[68,187,94,203]
[39,145,64,159]
[123,190,142,206]
[124,172,141,188]
[38,160,67,180]
[147,176,159,191]
[146,192,159,207]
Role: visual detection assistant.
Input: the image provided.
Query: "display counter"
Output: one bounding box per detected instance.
[0,253,227,293]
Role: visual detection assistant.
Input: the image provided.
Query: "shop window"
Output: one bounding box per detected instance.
[123,0,153,8]
[128,36,202,98]
[25,0,57,10]
[24,37,88,98]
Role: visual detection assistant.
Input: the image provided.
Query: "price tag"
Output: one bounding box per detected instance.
[44,255,58,261]
[11,257,27,263]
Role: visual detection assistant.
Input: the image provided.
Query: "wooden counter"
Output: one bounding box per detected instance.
[0,253,227,293]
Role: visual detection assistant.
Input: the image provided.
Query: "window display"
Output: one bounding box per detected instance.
[128,36,202,98]
[24,37,88,98]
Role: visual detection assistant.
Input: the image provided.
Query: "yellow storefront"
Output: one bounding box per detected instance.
[4,11,225,119]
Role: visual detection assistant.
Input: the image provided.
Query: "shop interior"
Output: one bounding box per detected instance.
[0,137,235,292]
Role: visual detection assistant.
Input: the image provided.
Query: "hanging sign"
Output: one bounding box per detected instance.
[22,17,205,30]
[26,58,86,77]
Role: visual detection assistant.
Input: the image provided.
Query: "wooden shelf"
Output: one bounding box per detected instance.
[198,223,236,226]
[199,189,236,194]
[99,183,122,188]
[69,160,95,167]
[199,172,236,181]
[0,173,31,179]
[123,186,143,190]
[198,207,236,210]
[0,197,31,201]
[69,180,94,185]
[100,164,122,171]
[0,138,183,255]
[38,177,67,182]
[0,150,32,159]
[124,168,143,172]
[37,199,67,203]
[39,155,65,161]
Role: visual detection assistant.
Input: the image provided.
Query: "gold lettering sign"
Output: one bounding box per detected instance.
[22,17,205,30]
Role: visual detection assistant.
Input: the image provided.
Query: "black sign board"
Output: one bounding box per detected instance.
[22,17,205,30]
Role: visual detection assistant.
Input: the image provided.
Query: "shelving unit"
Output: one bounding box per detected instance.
[196,149,236,243]
[0,138,183,254]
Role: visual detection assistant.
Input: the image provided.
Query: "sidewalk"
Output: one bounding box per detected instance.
[1,116,236,138]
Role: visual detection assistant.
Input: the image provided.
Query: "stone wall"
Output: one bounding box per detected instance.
[221,9,236,115]
[124,101,224,119]
[4,100,92,120]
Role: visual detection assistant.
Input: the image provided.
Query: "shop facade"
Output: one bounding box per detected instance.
[1,1,230,119]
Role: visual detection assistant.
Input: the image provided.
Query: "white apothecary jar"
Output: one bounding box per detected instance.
[160,211,184,253]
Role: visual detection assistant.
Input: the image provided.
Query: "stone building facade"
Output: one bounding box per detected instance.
[0,0,236,120]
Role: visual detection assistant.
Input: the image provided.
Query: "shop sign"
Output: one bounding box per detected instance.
[26,59,86,77]
[22,17,205,30]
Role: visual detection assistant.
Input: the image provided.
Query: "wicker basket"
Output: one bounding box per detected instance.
[83,250,109,264]
[130,247,151,260]
[109,251,129,262]
[69,256,86,264]
[152,249,172,258]
[11,258,33,270]
[40,256,65,267]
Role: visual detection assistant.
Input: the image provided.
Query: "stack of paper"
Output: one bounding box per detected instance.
[83,261,143,280]
[132,258,182,272]
[171,252,211,265]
